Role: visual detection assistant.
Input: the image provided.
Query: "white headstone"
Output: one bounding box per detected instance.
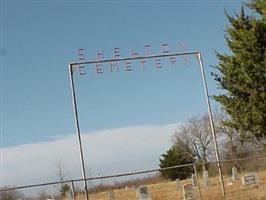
[137,185,151,200]
[203,171,209,187]
[65,191,72,200]
[176,178,180,189]
[107,189,115,200]
[232,166,238,181]
[182,184,193,200]
[191,174,197,187]
[242,173,258,187]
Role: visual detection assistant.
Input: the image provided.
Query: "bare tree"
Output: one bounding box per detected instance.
[173,110,264,172]
[213,109,263,167]
[55,160,69,184]
[215,111,240,161]
[172,113,214,171]
[54,160,70,197]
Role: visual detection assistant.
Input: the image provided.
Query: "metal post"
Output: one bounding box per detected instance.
[68,64,89,200]
[71,180,76,200]
[193,164,202,200]
[197,52,226,196]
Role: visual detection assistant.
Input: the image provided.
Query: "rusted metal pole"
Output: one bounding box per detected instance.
[193,164,203,200]
[68,64,89,200]
[197,52,226,196]
[71,180,76,200]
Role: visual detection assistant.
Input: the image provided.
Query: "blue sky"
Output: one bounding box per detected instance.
[1,0,249,187]
[1,0,245,148]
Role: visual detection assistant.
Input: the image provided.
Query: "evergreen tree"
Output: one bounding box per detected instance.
[248,0,266,17]
[213,0,266,141]
[159,141,195,180]
[60,184,70,197]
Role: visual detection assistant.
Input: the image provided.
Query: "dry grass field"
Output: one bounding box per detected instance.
[75,171,266,200]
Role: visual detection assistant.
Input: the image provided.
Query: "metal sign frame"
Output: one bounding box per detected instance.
[68,51,225,199]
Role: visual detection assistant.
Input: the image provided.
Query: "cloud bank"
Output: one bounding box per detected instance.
[1,123,177,187]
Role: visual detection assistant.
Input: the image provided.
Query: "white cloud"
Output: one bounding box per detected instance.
[1,123,177,187]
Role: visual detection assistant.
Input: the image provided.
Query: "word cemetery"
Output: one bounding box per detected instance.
[76,42,190,75]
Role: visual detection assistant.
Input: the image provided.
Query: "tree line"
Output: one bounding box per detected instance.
[159,0,266,180]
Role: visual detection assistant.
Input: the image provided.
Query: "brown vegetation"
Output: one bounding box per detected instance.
[75,171,266,200]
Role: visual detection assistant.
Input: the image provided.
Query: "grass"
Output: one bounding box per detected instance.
[75,171,266,200]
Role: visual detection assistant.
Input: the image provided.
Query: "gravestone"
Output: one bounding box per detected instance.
[106,189,115,200]
[191,174,197,187]
[242,173,258,187]
[176,178,180,189]
[137,185,151,200]
[182,184,193,200]
[65,191,72,200]
[203,171,209,187]
[46,195,54,200]
[133,185,139,190]
[232,166,239,181]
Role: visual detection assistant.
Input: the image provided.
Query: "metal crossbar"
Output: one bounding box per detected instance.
[69,51,198,67]
[1,154,265,192]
